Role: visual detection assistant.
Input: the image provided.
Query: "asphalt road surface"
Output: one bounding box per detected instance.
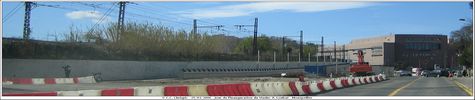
[316,77,473,96]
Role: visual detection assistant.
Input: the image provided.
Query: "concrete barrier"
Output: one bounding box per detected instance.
[309,81,321,94]
[272,82,285,96]
[3,77,92,85]
[334,78,343,88]
[294,81,306,95]
[4,59,349,80]
[58,90,101,96]
[101,88,135,96]
[163,86,188,96]
[356,77,362,85]
[134,86,165,96]
[5,74,389,96]
[263,82,277,96]
[348,77,354,86]
[77,76,96,83]
[250,82,266,96]
[279,82,292,96]
[322,79,333,91]
[32,78,45,84]
[236,83,254,96]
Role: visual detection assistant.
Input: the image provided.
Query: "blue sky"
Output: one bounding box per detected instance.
[2,2,473,44]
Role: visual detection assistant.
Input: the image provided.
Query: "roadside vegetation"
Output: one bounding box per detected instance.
[3,22,317,61]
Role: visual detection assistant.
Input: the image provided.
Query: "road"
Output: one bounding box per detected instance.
[316,77,473,96]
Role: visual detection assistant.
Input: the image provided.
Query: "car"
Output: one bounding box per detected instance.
[427,69,450,77]
[421,70,430,76]
[439,70,450,77]
[399,70,412,76]
[426,71,440,77]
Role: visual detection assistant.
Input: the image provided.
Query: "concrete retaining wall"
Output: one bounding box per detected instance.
[2,59,187,81]
[3,59,346,81]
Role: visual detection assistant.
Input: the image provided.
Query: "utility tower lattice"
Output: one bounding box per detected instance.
[234,18,258,55]
[23,2,34,41]
[118,2,127,34]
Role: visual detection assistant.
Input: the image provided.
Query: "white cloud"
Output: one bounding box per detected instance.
[65,10,111,24]
[178,2,377,19]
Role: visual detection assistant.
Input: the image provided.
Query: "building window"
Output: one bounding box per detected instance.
[403,43,440,51]
[372,48,383,56]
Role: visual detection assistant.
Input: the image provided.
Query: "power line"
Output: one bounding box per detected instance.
[132,2,244,32]
[3,3,23,23]
[70,2,246,35]
[87,3,117,33]
[104,3,245,33]
[127,12,192,26]
[35,3,79,11]
[77,2,192,27]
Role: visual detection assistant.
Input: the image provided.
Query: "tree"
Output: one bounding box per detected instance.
[234,35,272,55]
[450,24,473,68]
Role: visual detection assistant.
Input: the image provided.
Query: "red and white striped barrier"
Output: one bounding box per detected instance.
[2,76,96,85]
[322,79,334,91]
[3,92,58,96]
[3,75,388,96]
[308,81,322,94]
[347,77,354,86]
[334,78,343,88]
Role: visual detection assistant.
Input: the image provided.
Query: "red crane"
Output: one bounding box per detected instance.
[349,50,373,76]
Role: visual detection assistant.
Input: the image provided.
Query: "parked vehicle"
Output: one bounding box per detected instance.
[421,70,429,76]
[426,71,440,77]
[399,70,412,76]
[439,70,450,77]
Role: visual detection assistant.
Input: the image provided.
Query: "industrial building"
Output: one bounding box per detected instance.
[346,34,450,70]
